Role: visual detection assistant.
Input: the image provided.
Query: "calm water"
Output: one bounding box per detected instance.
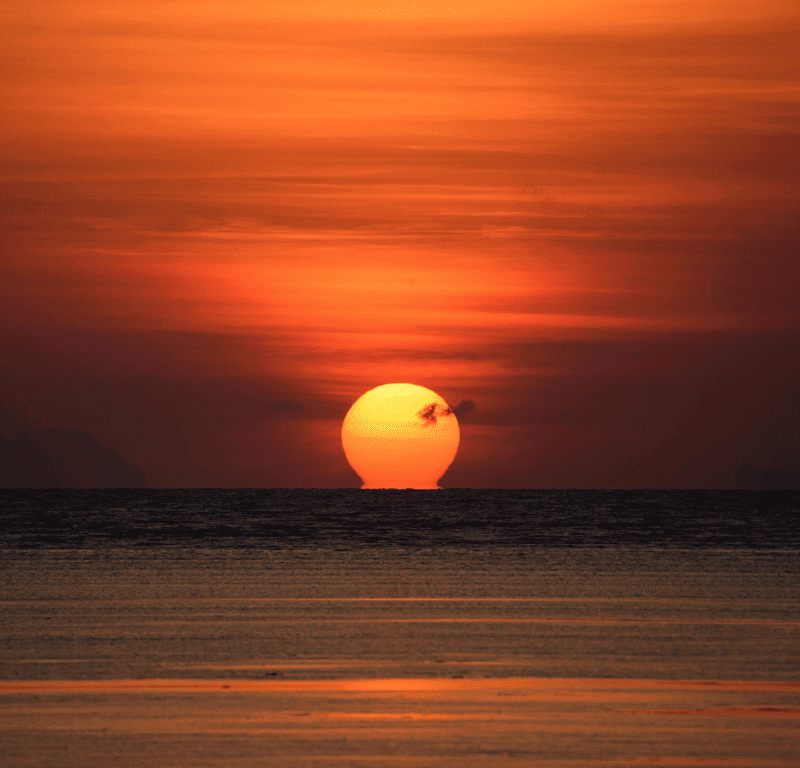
[1,489,799,766]
[2,488,799,550]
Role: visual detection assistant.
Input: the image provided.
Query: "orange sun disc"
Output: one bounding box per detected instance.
[341,383,460,489]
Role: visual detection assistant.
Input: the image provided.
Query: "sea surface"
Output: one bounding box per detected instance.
[1,489,799,767]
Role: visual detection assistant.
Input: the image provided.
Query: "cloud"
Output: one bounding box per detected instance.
[417,403,439,424]
[446,399,476,419]
[417,399,476,425]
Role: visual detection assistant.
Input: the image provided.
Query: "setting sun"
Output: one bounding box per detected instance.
[341,383,460,489]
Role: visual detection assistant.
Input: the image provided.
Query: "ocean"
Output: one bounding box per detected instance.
[1,489,799,767]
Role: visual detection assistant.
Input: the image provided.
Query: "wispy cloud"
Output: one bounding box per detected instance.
[1,1,797,485]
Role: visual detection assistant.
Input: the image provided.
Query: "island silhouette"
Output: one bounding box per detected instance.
[0,429,145,488]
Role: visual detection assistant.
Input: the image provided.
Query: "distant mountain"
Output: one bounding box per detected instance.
[0,429,146,488]
[735,465,799,490]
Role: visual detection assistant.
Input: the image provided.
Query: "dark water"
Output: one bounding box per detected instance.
[2,489,799,681]
[2,490,799,767]
[2,488,799,549]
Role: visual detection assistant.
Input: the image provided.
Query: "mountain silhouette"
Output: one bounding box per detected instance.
[0,429,146,488]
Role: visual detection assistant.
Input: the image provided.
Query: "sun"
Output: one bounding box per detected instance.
[342,383,460,489]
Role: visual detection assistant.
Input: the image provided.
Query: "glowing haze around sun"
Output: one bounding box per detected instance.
[341,383,460,489]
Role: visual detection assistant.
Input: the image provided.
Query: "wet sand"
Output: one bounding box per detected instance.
[2,677,798,767]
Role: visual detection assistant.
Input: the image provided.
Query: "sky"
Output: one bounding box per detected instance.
[1,0,798,488]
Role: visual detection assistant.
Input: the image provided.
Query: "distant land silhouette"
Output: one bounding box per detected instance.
[735,465,799,490]
[0,429,146,488]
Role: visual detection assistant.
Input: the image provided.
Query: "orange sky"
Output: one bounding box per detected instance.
[1,0,798,487]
